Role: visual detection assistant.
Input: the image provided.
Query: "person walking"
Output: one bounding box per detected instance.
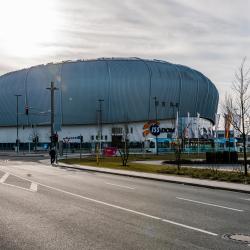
[49,148,56,165]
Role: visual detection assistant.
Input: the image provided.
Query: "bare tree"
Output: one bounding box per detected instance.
[174,138,182,172]
[30,128,39,151]
[223,58,250,176]
[118,123,130,167]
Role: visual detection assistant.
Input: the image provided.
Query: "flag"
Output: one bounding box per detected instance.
[214,113,220,138]
[225,112,232,139]
[175,110,179,138]
[197,112,200,138]
[185,112,190,138]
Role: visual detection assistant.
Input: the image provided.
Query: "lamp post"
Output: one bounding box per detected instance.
[46,82,58,149]
[153,96,159,155]
[197,113,200,155]
[97,99,104,156]
[15,94,22,153]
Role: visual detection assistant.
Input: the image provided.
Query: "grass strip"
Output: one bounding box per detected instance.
[61,157,250,184]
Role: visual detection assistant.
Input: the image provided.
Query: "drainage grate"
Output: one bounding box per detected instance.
[223,234,250,245]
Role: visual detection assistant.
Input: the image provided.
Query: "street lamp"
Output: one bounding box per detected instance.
[15,94,22,153]
[46,82,58,149]
[153,96,159,155]
[98,99,104,155]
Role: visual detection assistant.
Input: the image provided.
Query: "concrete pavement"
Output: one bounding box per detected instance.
[1,160,250,249]
[1,150,250,194]
[0,150,46,157]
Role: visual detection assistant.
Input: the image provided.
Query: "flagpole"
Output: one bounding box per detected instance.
[176,110,179,139]
[187,112,190,154]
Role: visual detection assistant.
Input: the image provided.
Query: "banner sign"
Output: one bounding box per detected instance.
[143,121,175,137]
[63,135,83,142]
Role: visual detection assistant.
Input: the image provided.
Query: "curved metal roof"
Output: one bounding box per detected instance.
[0,58,219,128]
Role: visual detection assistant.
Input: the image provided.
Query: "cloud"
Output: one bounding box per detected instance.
[0,0,249,105]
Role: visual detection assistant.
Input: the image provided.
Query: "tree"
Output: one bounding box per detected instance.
[173,138,182,172]
[118,123,130,167]
[223,58,250,176]
[30,127,40,151]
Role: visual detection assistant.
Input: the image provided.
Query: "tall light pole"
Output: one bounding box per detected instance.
[153,96,159,155]
[46,82,58,149]
[15,94,22,153]
[98,99,104,155]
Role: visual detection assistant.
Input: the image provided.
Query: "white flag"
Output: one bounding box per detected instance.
[197,112,200,138]
[175,110,179,138]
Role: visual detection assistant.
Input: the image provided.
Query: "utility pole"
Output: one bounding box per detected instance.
[46,82,58,149]
[15,94,22,153]
[153,96,159,155]
[98,99,104,156]
[197,112,200,155]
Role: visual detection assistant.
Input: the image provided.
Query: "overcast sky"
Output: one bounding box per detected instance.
[0,0,249,103]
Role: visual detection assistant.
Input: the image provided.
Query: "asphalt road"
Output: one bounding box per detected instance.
[0,158,250,250]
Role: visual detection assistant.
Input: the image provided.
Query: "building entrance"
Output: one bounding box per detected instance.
[112,135,122,147]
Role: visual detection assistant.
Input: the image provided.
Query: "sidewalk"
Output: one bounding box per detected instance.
[134,160,246,172]
[56,161,250,194]
[0,151,46,157]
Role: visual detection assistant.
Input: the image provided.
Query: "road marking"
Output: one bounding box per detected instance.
[105,182,135,190]
[0,171,37,192]
[0,173,9,183]
[35,182,217,236]
[176,197,244,212]
[1,170,218,236]
[30,182,38,192]
[241,198,250,201]
[1,182,36,192]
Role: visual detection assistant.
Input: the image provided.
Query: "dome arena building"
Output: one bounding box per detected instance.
[0,58,219,152]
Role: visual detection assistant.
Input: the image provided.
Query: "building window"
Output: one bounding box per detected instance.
[112,127,123,135]
[130,127,133,134]
[96,135,98,140]
[91,135,94,141]
[105,135,108,140]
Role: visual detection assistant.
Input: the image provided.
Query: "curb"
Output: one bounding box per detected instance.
[55,163,250,195]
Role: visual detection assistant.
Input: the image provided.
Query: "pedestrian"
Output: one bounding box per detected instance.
[49,148,56,165]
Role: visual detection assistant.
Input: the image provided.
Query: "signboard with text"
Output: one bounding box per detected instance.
[143,121,175,137]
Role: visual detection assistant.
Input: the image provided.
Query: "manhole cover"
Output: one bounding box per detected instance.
[223,234,250,245]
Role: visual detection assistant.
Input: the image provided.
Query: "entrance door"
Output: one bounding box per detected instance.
[112,135,122,147]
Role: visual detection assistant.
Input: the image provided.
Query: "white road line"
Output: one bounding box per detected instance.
[36,182,217,236]
[176,197,244,212]
[1,182,36,192]
[105,182,135,190]
[30,182,38,192]
[0,171,37,192]
[0,173,9,183]
[1,170,218,236]
[2,171,36,183]
[241,198,250,201]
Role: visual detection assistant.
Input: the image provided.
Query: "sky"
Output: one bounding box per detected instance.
[0,0,249,105]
